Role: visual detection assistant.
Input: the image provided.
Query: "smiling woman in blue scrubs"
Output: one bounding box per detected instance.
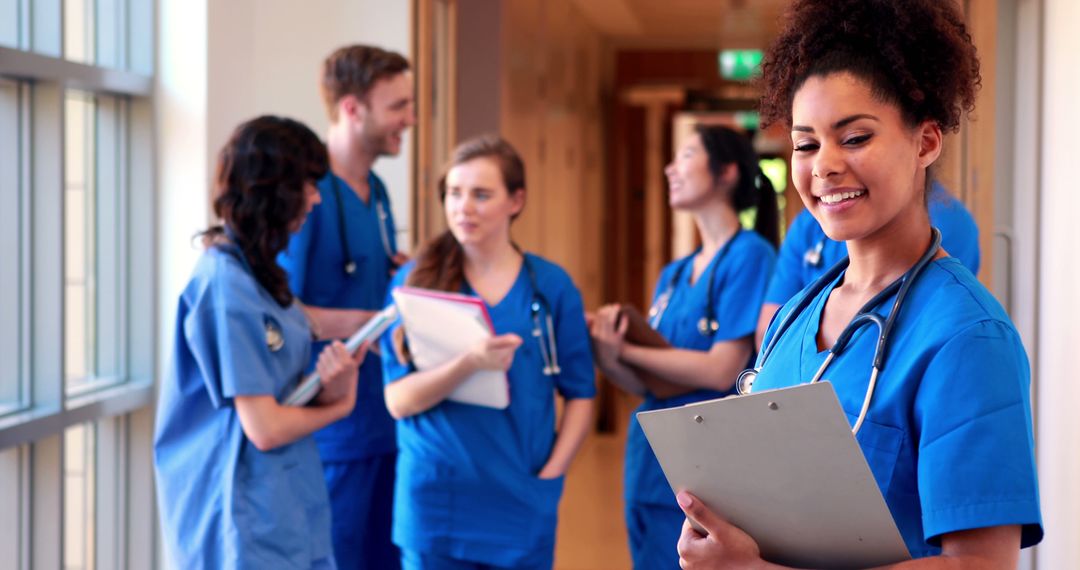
[154,116,367,569]
[675,1,1043,568]
[755,182,980,348]
[590,125,778,569]
[380,135,595,570]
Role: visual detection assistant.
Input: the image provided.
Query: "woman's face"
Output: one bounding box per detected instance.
[665,133,732,210]
[444,157,524,248]
[290,181,322,233]
[790,72,940,243]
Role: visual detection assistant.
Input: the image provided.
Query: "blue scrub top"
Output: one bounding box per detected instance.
[381,254,596,567]
[279,171,398,461]
[154,246,335,569]
[765,182,980,305]
[755,258,1043,557]
[626,230,776,507]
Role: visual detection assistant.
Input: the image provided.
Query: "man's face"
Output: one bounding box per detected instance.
[356,71,416,157]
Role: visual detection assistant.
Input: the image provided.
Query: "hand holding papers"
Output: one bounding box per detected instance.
[283,306,399,406]
[637,382,910,569]
[391,287,511,409]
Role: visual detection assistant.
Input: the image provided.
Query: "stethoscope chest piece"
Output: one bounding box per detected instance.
[344,260,357,275]
[735,368,757,395]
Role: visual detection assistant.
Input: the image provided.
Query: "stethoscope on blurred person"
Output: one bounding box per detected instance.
[736,228,942,435]
[647,231,741,337]
[331,177,396,275]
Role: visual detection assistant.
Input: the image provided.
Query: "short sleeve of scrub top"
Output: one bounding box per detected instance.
[914,319,1041,547]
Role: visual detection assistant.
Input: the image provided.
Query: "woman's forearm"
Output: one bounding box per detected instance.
[235,395,350,451]
[384,352,479,419]
[621,338,751,393]
[538,398,594,478]
[302,305,375,340]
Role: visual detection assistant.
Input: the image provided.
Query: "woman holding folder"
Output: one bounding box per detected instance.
[590,125,778,568]
[675,1,1043,568]
[154,116,367,568]
[380,135,596,570]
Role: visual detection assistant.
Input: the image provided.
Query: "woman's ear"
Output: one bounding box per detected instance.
[510,188,526,217]
[917,121,943,168]
[717,163,740,192]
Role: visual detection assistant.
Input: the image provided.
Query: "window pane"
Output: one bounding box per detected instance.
[0,0,17,48]
[65,90,97,391]
[0,80,21,410]
[64,423,96,570]
[0,446,23,568]
[63,0,95,64]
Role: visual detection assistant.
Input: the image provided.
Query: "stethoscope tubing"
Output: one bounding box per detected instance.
[331,176,396,275]
[740,228,942,435]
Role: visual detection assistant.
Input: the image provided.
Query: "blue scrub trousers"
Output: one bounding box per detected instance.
[401,548,553,570]
[626,502,684,570]
[324,452,400,570]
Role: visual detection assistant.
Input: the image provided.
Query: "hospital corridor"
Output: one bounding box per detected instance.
[1,0,1079,568]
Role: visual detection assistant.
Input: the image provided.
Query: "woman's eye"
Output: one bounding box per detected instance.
[793,142,819,152]
[843,134,872,146]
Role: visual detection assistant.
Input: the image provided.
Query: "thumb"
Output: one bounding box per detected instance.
[676,491,727,537]
[493,333,524,348]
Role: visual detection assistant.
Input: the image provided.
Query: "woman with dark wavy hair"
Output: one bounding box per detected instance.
[675,1,1042,568]
[154,115,367,569]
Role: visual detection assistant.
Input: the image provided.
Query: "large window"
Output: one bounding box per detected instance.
[0,0,157,568]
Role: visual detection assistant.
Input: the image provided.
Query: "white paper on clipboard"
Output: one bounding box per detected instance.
[391,286,509,409]
[636,381,911,570]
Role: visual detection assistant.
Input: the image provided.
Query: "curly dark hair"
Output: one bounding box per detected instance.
[758,0,981,132]
[206,115,329,306]
[321,44,411,121]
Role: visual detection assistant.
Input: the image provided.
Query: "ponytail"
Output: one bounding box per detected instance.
[694,124,780,248]
[405,229,466,292]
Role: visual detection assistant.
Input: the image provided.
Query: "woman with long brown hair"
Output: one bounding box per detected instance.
[380,135,595,569]
[154,116,366,569]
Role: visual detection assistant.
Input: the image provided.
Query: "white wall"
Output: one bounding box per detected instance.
[1037,0,1080,567]
[207,0,413,235]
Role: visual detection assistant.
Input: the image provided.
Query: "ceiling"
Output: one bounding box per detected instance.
[568,0,791,50]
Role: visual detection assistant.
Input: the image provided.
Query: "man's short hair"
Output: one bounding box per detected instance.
[321,45,410,121]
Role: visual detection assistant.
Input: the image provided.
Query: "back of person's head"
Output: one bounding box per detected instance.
[695,124,779,248]
[211,115,328,306]
[408,134,526,293]
[321,44,411,122]
[758,0,980,132]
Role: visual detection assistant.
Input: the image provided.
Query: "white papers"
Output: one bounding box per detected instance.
[282,305,399,407]
[391,287,509,409]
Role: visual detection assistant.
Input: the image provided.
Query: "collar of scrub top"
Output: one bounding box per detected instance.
[736,228,942,435]
[648,229,742,336]
[472,244,560,377]
[330,175,397,276]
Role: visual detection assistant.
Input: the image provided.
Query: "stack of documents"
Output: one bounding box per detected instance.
[391,287,510,409]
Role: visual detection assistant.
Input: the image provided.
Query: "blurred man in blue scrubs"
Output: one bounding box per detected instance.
[279,45,415,570]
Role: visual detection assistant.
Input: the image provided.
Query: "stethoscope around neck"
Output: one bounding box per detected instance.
[736,228,942,435]
[330,176,396,275]
[514,247,561,376]
[648,230,741,336]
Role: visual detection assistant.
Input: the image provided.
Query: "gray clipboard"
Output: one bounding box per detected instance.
[637,381,911,569]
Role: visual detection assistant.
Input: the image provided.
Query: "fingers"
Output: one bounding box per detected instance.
[351,340,370,363]
[676,492,724,538]
[490,333,523,348]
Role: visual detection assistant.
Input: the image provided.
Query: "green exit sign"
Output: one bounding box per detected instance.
[719,49,763,81]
